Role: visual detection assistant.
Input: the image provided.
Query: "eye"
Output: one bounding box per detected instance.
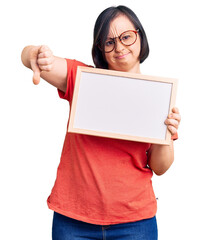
[121,34,131,41]
[105,39,114,46]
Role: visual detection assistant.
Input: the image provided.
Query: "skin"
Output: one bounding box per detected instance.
[105,15,141,73]
[21,14,181,176]
[21,45,67,91]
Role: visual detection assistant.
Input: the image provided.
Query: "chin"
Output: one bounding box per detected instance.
[108,61,127,71]
[109,61,140,73]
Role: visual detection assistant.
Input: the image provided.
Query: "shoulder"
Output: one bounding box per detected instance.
[65,59,94,71]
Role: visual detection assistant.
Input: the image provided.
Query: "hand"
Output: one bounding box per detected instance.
[164,107,181,136]
[29,45,54,85]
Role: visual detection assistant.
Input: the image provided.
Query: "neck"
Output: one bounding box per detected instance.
[127,63,141,74]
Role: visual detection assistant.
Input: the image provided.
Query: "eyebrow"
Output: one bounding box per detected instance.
[106,34,121,40]
[106,30,134,40]
[107,32,121,39]
[106,37,115,40]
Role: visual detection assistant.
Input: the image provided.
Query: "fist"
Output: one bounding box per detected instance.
[29,45,54,85]
[164,107,181,136]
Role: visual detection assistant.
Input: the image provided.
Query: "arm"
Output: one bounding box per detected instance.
[147,107,181,175]
[147,141,174,176]
[21,45,67,92]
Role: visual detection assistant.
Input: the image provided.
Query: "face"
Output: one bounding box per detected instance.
[104,15,141,73]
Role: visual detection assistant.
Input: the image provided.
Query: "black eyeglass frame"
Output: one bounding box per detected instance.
[100,29,140,53]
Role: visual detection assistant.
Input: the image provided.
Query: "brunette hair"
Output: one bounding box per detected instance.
[92,5,149,69]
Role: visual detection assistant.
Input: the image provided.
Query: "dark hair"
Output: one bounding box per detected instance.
[92,5,149,69]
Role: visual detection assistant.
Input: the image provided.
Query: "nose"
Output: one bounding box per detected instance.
[114,38,125,52]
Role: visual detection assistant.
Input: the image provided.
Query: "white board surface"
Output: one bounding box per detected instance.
[68,67,178,145]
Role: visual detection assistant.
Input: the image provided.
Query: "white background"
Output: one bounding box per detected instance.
[0,0,201,239]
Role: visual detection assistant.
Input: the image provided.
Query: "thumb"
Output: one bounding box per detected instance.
[30,59,41,85]
[33,69,41,85]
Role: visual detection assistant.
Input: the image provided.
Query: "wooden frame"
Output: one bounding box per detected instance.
[68,67,178,145]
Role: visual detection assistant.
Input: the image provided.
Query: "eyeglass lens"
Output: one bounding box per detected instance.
[104,31,137,53]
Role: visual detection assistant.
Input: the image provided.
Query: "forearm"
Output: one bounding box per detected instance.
[21,45,67,92]
[148,141,174,175]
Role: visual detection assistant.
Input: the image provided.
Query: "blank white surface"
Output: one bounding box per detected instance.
[74,72,172,139]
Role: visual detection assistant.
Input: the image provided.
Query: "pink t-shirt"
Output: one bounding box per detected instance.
[47,59,176,225]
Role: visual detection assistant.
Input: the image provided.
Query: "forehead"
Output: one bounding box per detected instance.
[108,15,135,37]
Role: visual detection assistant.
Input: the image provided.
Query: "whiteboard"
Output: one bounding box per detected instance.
[68,67,178,145]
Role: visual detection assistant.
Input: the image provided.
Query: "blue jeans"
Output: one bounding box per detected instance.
[52,212,158,240]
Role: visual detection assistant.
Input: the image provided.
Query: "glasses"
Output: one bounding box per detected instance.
[103,29,139,53]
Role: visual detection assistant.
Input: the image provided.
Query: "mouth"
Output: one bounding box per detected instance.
[115,52,130,59]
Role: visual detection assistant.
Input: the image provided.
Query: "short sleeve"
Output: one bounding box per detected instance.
[57,59,89,102]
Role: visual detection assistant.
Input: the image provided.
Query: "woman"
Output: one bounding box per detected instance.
[21,5,180,240]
